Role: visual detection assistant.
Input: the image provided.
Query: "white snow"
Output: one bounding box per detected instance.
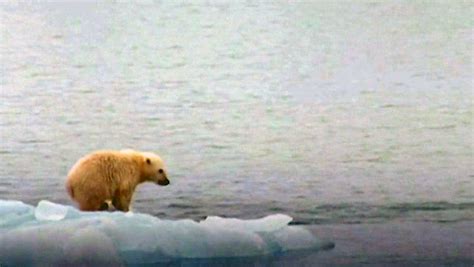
[0,200,333,266]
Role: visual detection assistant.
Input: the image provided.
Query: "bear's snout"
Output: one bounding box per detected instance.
[157,178,170,186]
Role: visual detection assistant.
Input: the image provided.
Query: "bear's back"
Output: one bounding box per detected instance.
[68,150,140,183]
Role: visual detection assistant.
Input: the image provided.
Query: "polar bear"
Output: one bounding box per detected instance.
[66,149,169,212]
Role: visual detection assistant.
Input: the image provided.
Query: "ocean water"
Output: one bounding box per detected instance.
[0,2,472,225]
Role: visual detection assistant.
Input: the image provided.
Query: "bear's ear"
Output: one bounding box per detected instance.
[146,158,151,165]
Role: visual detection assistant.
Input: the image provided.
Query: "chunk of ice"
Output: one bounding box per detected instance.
[34,200,69,221]
[0,200,334,266]
[201,214,293,232]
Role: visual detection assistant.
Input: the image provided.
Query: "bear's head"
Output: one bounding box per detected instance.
[141,152,170,186]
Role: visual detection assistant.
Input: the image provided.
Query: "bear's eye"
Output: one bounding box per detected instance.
[146,158,151,164]
[158,169,163,174]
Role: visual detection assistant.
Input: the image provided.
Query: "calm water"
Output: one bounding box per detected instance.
[0,2,472,224]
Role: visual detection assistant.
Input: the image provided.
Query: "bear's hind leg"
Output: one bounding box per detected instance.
[113,190,132,212]
[77,196,106,211]
[79,201,102,211]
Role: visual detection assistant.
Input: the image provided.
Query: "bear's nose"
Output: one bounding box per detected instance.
[158,179,170,186]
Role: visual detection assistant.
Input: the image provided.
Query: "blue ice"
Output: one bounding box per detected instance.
[0,200,334,266]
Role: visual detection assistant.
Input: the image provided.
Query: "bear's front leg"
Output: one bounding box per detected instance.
[113,189,133,212]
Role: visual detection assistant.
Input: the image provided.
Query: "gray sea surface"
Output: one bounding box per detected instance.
[0,2,473,224]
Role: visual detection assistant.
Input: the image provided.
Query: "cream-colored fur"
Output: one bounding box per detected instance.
[66,150,169,212]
